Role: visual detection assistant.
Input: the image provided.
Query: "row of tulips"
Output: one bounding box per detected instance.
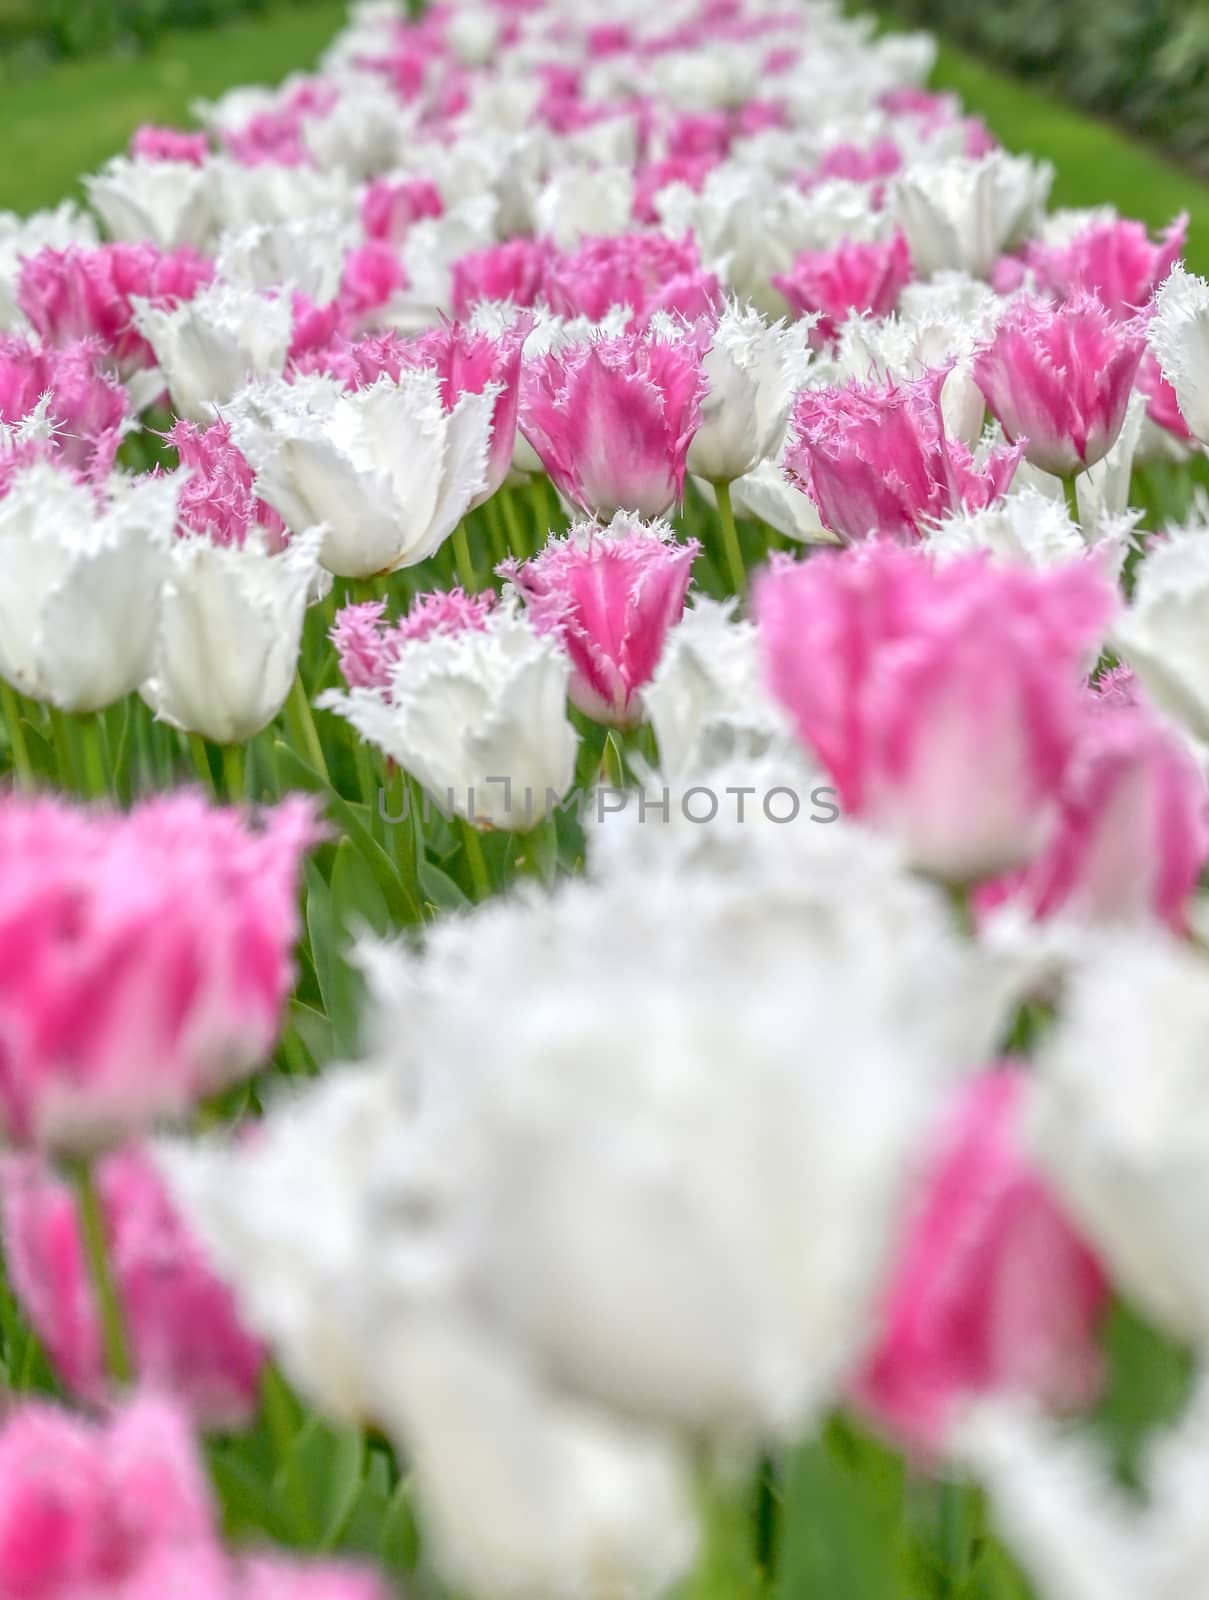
[6,1,1209,1598]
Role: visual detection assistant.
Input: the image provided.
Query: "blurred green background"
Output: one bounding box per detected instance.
[3,0,1209,286]
[0,0,333,67]
[881,0,1209,172]
[0,2,348,214]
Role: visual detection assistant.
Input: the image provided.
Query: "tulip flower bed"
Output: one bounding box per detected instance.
[7,1,1209,1598]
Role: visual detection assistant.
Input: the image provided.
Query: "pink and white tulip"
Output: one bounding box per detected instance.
[0,336,128,478]
[0,792,318,1153]
[320,599,578,830]
[0,1146,265,1425]
[757,543,1116,879]
[0,1394,388,1600]
[520,327,707,520]
[361,174,444,244]
[786,368,1022,543]
[330,586,495,693]
[0,1396,215,1598]
[17,244,214,382]
[1020,211,1186,321]
[541,231,719,324]
[168,419,288,550]
[129,125,210,167]
[973,293,1147,478]
[501,513,699,727]
[404,315,532,505]
[450,237,553,319]
[772,232,913,345]
[978,671,1209,931]
[855,1069,1109,1454]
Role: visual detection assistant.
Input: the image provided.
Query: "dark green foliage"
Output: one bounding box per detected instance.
[881,0,1209,173]
[0,0,322,66]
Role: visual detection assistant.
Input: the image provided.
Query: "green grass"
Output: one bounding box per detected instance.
[0,2,347,216]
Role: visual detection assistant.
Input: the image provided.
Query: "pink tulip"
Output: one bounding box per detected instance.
[1137,352,1194,444]
[17,244,214,379]
[168,420,288,550]
[1022,213,1187,321]
[361,175,444,244]
[451,238,553,319]
[0,1395,387,1600]
[235,1557,390,1600]
[500,515,698,727]
[406,316,532,502]
[0,337,128,478]
[855,1069,1109,1454]
[0,1146,265,1425]
[786,369,1022,544]
[978,671,1209,930]
[541,231,706,322]
[772,232,913,344]
[336,243,407,325]
[128,125,210,166]
[330,587,494,693]
[0,793,319,1153]
[756,543,1116,879]
[520,327,707,520]
[288,293,344,368]
[220,80,336,168]
[973,293,1147,477]
[0,1396,214,1599]
[632,155,715,224]
[663,110,733,161]
[811,136,902,187]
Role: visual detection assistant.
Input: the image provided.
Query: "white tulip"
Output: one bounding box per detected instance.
[647,43,764,112]
[892,153,1053,279]
[836,304,999,447]
[1115,526,1209,745]
[686,304,805,485]
[1148,263,1209,447]
[0,462,172,712]
[395,196,499,326]
[142,528,321,744]
[302,77,413,180]
[227,368,496,579]
[215,215,354,304]
[959,1384,1209,1600]
[728,454,837,544]
[165,804,1014,1463]
[644,599,802,781]
[926,488,1092,569]
[471,815,1011,1437]
[534,166,635,252]
[367,1310,697,1600]
[159,1060,698,1600]
[85,155,214,251]
[133,281,293,425]
[205,157,358,235]
[319,602,579,829]
[1028,932,1209,1348]
[1076,391,1147,532]
[445,5,503,67]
